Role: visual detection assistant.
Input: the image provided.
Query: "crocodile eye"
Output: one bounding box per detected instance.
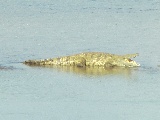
[128,59,133,62]
[125,58,133,62]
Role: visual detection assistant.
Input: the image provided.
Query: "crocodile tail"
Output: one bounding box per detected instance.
[23,59,45,65]
[24,56,79,66]
[24,57,67,66]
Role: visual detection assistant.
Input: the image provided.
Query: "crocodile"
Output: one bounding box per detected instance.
[24,52,140,68]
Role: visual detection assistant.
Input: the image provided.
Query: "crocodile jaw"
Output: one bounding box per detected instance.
[111,58,140,67]
[127,61,140,67]
[123,58,140,67]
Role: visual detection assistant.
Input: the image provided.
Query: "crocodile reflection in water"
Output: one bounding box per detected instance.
[41,65,139,77]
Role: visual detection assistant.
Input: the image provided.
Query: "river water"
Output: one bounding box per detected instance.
[0,0,160,120]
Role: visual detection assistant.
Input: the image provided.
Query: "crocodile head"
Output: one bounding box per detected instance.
[121,58,140,67]
[111,53,140,67]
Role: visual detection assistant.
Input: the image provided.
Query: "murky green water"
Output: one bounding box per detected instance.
[0,0,160,120]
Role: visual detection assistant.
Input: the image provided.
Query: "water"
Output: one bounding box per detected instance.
[0,0,160,120]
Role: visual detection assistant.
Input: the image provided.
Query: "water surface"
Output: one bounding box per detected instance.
[0,0,160,120]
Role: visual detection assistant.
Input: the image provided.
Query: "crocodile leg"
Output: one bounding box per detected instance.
[74,57,86,67]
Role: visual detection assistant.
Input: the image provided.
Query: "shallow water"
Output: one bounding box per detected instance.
[1,0,160,120]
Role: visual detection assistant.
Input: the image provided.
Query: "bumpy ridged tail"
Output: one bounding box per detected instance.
[23,56,75,66]
[23,59,51,65]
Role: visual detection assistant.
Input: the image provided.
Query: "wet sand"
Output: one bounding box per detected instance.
[0,0,160,120]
